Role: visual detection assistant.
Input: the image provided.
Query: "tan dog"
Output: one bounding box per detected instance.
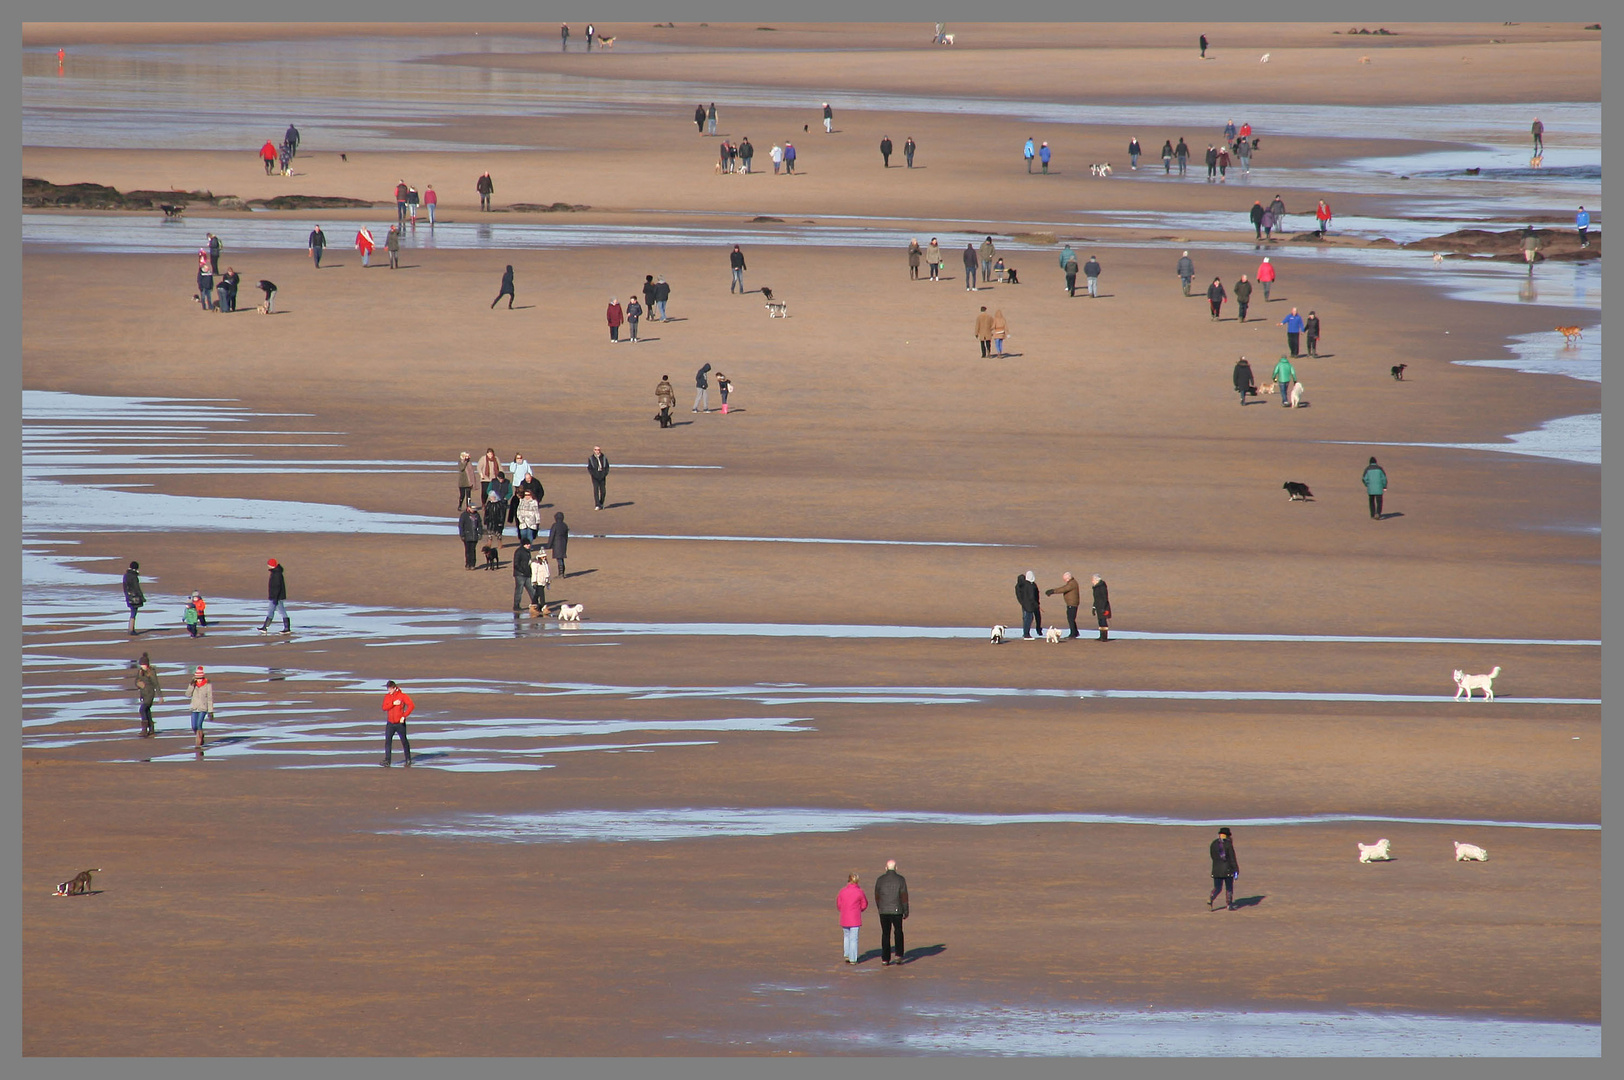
[1556,325,1583,345]
[55,869,101,896]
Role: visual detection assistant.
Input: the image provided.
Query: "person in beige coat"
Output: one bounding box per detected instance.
[187,666,214,748]
[974,306,994,358]
[925,238,942,281]
[1045,572,1082,639]
[990,309,1009,355]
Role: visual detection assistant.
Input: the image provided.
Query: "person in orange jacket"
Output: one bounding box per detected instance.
[380,679,415,766]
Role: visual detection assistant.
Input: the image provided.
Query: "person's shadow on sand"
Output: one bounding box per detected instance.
[1229,895,1266,909]
[1375,512,1404,521]
[855,944,945,965]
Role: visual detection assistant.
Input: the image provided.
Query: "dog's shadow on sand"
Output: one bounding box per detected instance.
[1230,895,1266,909]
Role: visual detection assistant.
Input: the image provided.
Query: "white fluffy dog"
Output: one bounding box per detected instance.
[1454,841,1489,862]
[558,603,584,622]
[1289,381,1305,408]
[1453,666,1501,701]
[1357,838,1393,863]
[990,624,1006,644]
[942,33,954,44]
[1044,626,1063,643]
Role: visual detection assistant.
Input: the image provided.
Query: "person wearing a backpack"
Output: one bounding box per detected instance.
[1064,255,1079,297]
[873,859,910,965]
[380,680,414,767]
[1208,827,1240,910]
[694,363,712,413]
[184,597,202,637]
[123,560,146,635]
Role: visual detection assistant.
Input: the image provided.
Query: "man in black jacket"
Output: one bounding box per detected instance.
[458,499,483,569]
[1175,137,1189,176]
[259,558,291,634]
[1209,827,1240,910]
[547,512,569,576]
[123,561,145,635]
[880,135,893,167]
[739,137,754,173]
[512,537,533,613]
[729,246,747,293]
[694,363,711,413]
[1016,570,1042,639]
[586,446,609,510]
[1091,574,1111,641]
[1250,200,1265,239]
[695,104,707,133]
[874,860,909,965]
[1205,144,1219,182]
[654,276,670,320]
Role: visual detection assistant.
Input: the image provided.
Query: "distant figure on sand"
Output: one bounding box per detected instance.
[1234,275,1252,321]
[307,225,325,268]
[1016,570,1042,639]
[926,238,941,281]
[1177,250,1195,295]
[836,872,868,964]
[907,238,922,280]
[880,135,893,167]
[476,171,494,211]
[730,245,747,293]
[380,680,414,766]
[1045,571,1082,638]
[695,104,706,133]
[188,666,213,749]
[259,558,291,634]
[1091,574,1111,641]
[587,446,610,509]
[904,136,916,167]
[1233,356,1256,404]
[823,102,833,133]
[134,652,163,735]
[355,227,374,267]
[606,297,623,341]
[123,561,145,634]
[547,512,569,576]
[1207,276,1226,320]
[1200,33,1209,58]
[1208,827,1239,909]
[492,265,515,309]
[385,224,401,269]
[1257,256,1275,300]
[975,307,993,358]
[1362,457,1389,519]
[694,363,712,412]
[1531,116,1544,154]
[1039,141,1052,173]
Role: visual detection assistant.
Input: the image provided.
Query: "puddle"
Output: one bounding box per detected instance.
[388,807,1599,844]
[1324,413,1599,467]
[1455,327,1600,383]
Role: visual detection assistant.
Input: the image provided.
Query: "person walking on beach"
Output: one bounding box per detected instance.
[1161,139,1174,174]
[962,243,979,290]
[482,484,506,568]
[1315,199,1332,236]
[1090,574,1112,641]
[924,238,942,281]
[1362,457,1389,519]
[1217,144,1230,181]
[783,142,796,174]
[586,22,595,50]
[739,137,754,173]
[560,22,570,50]
[1269,193,1288,233]
[355,226,374,268]
[904,136,915,167]
[1039,141,1052,174]
[512,536,534,613]
[1234,274,1252,322]
[258,558,291,634]
[1207,276,1227,320]
[730,245,747,293]
[768,142,783,173]
[653,276,670,320]
[207,233,221,275]
[1259,203,1275,240]
[1128,136,1141,170]
[1271,354,1296,408]
[123,561,146,635]
[458,496,483,570]
[836,872,868,964]
[546,512,570,576]
[990,309,1008,355]
[134,653,163,737]
[975,306,994,358]
[406,186,419,223]
[1016,570,1043,639]
[587,446,610,510]
[1204,144,1218,182]
[822,102,833,134]
[907,238,922,280]
[1024,137,1036,173]
[1251,201,1266,240]
[979,236,996,283]
[394,181,409,225]
[184,592,204,637]
[624,295,641,342]
[196,249,214,310]
[707,103,718,135]
[1281,307,1304,357]
[1208,827,1239,910]
[261,139,278,175]
[1199,33,1208,58]
[1058,243,1076,290]
[694,363,712,412]
[880,135,893,167]
[1083,254,1101,298]
[694,104,706,134]
[515,487,542,545]
[606,297,623,342]
[1257,256,1275,301]
[492,265,515,309]
[1237,135,1252,175]
[655,375,676,427]
[380,680,414,766]
[1304,310,1321,357]
[874,859,909,965]
[307,224,326,268]
[1521,226,1540,269]
[423,184,436,225]
[385,224,401,269]
[188,666,213,750]
[1175,137,1190,177]
[1576,206,1590,247]
[476,171,495,211]
[1233,356,1257,405]
[1177,250,1195,295]
[642,275,658,318]
[1531,116,1544,154]
[1045,572,1082,639]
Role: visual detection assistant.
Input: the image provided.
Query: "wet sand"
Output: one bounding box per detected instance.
[21,23,1599,1056]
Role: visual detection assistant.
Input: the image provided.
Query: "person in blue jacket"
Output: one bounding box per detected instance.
[1280,307,1305,357]
[1038,141,1052,174]
[1024,137,1035,173]
[1576,206,1590,247]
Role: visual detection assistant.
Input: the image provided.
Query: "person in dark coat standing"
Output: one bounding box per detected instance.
[1090,574,1111,641]
[123,561,145,635]
[873,859,909,966]
[694,104,707,133]
[1208,827,1240,910]
[482,485,506,568]
[259,558,291,634]
[1233,274,1253,322]
[1233,356,1256,405]
[134,652,164,736]
[694,363,712,413]
[476,171,494,211]
[587,446,610,510]
[1045,571,1082,639]
[1304,311,1321,357]
[1176,250,1195,295]
[1015,570,1043,639]
[1199,33,1208,58]
[492,265,515,309]
[730,246,747,293]
[547,512,570,576]
[1250,200,1266,239]
[1175,137,1190,176]
[512,537,534,613]
[880,135,893,167]
[458,497,483,569]
[1207,277,1226,320]
[307,225,326,268]
[904,136,915,167]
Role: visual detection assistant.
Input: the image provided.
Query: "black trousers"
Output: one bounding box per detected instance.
[1287,331,1300,357]
[1368,493,1384,518]
[880,913,905,961]
[1209,874,1234,904]
[139,701,154,733]
[1306,334,1318,356]
[463,540,478,568]
[980,339,990,357]
[1066,272,1076,296]
[1237,301,1248,321]
[384,723,411,761]
[1065,605,1080,638]
[591,476,607,508]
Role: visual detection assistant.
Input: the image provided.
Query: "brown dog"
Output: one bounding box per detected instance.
[55,869,100,896]
[1556,325,1583,346]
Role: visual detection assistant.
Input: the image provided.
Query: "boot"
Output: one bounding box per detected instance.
[128,616,137,635]
[1098,628,1109,641]
[194,729,205,749]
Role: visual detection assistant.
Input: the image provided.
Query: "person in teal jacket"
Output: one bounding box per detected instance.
[1362,457,1389,519]
[1271,355,1295,407]
[1024,137,1036,172]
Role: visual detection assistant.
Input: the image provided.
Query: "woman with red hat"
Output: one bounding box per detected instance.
[188,666,214,749]
[259,559,290,634]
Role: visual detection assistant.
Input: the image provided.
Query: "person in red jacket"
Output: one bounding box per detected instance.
[381,680,414,766]
[1256,256,1276,302]
[606,297,624,342]
[260,140,278,175]
[836,872,869,964]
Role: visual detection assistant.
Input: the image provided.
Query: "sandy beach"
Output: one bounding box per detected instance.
[21,23,1600,1057]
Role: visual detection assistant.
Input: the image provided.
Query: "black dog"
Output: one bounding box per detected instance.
[760,286,774,302]
[1391,364,1407,381]
[1283,481,1314,501]
[655,405,673,428]
[1006,267,1020,284]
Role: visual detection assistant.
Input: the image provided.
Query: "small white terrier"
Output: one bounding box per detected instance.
[1044,626,1063,643]
[558,603,584,622]
[1357,838,1393,863]
[1453,666,1501,701]
[990,624,1006,644]
[1454,841,1489,862]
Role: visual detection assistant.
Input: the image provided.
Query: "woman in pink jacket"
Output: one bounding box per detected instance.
[836,872,868,964]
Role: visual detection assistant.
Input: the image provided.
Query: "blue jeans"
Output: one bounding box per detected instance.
[657,300,667,319]
[731,268,743,293]
[262,599,288,629]
[518,527,536,544]
[843,925,860,962]
[1280,381,1291,405]
[1021,609,1040,637]
[965,266,976,288]
[190,710,207,733]
[981,257,992,282]
[1087,276,1098,297]
[427,204,435,224]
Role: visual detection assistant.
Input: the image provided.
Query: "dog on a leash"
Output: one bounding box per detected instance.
[1044,626,1064,643]
[1283,481,1314,501]
[990,624,1006,644]
[1453,666,1500,701]
[1357,839,1393,863]
[1454,841,1489,862]
[1390,364,1407,381]
[1556,325,1583,345]
[558,603,584,622]
[55,869,101,896]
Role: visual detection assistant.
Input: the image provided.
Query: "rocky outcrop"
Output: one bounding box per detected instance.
[1404,227,1599,261]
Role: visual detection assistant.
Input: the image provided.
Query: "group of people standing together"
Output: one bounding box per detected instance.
[606,273,673,342]
[194,231,276,312]
[257,123,300,176]
[455,449,583,601]
[1014,570,1112,641]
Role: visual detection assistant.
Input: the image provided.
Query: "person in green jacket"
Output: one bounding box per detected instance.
[1271,355,1295,407]
[1362,456,1389,519]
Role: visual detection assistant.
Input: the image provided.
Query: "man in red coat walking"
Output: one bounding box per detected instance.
[381,680,415,766]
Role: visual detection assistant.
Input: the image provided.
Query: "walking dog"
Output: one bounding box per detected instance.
[1452,666,1500,701]
[557,603,584,622]
[1283,481,1314,501]
[55,869,101,896]
[989,624,1006,644]
[1390,364,1407,381]
[1044,626,1064,643]
[1357,839,1393,863]
[1454,841,1489,861]
[761,285,788,317]
[1556,325,1583,345]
